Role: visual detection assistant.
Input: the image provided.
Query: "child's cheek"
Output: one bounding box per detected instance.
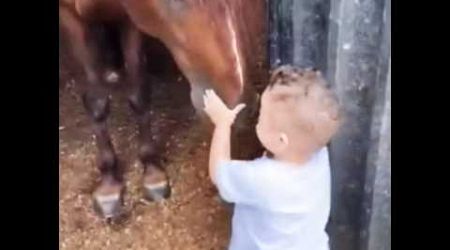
[256,124,265,144]
[256,124,262,140]
[256,125,270,149]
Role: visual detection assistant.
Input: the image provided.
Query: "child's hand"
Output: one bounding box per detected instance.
[203,89,246,127]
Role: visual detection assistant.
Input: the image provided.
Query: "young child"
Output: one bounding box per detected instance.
[203,65,342,250]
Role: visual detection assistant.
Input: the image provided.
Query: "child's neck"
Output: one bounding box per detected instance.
[272,149,316,166]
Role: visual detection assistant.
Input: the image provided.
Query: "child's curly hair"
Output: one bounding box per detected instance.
[267,65,343,147]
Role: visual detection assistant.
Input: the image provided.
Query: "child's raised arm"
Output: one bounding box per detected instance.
[203,89,245,184]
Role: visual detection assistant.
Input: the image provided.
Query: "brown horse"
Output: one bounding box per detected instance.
[59,0,267,218]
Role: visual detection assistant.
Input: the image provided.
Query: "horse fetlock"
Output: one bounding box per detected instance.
[83,90,110,122]
[98,150,118,176]
[138,144,158,166]
[128,92,148,115]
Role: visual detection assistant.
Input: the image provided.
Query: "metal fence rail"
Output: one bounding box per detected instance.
[269,1,391,249]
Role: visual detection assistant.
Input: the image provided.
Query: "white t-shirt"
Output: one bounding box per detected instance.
[215,147,331,250]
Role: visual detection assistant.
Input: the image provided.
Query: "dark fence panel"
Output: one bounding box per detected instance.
[268,1,391,249]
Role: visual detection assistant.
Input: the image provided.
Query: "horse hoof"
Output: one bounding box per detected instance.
[142,167,170,202]
[93,193,122,219]
[92,183,123,219]
[143,181,170,202]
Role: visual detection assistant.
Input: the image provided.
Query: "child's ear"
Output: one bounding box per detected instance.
[279,133,289,146]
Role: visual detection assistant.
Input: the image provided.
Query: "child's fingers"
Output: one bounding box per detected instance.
[210,92,220,106]
[210,91,225,106]
[208,89,219,99]
[232,103,246,115]
[206,89,217,104]
[203,94,208,108]
[205,90,217,105]
[205,89,229,111]
[203,93,213,113]
[207,89,216,99]
[206,89,213,98]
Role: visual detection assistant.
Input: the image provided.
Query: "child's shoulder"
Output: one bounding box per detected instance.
[250,154,276,165]
[229,157,277,174]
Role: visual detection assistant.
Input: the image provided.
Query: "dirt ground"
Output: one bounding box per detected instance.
[59,46,235,249]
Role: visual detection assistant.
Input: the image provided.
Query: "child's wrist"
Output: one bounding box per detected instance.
[215,122,232,130]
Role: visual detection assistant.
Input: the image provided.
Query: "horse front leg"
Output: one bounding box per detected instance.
[121,23,170,202]
[60,6,124,218]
